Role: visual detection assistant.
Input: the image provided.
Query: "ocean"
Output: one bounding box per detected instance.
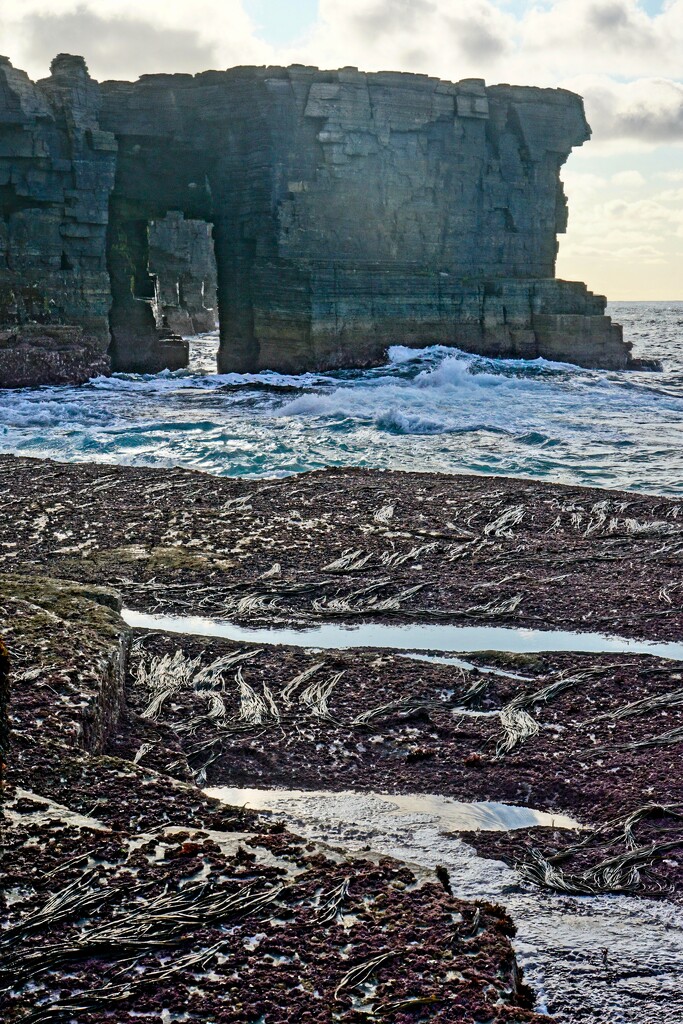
[1,301,682,495]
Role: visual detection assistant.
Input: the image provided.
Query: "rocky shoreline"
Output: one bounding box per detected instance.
[2,454,682,1021]
[1,575,549,1024]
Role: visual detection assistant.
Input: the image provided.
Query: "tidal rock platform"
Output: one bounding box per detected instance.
[1,456,683,1020]
[0,55,634,385]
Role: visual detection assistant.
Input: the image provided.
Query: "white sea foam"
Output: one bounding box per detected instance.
[274,348,623,440]
[0,303,682,492]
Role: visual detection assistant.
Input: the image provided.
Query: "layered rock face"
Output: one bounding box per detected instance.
[0,54,116,385]
[101,67,632,374]
[149,212,218,336]
[0,57,633,385]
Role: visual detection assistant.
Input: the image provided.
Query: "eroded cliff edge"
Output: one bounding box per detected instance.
[0,55,634,385]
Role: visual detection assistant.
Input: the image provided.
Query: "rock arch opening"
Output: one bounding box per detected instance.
[0,54,638,390]
[106,207,219,374]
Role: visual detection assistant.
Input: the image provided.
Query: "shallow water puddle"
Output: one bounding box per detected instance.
[398,651,534,678]
[123,609,683,661]
[207,785,683,1024]
[205,786,581,831]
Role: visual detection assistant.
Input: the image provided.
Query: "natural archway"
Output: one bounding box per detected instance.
[0,54,634,389]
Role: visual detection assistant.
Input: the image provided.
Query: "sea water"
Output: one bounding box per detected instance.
[1,301,682,494]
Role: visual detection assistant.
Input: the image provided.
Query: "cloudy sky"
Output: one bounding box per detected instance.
[1,0,681,299]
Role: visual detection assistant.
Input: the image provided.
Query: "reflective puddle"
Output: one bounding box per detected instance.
[122,609,683,660]
[205,786,581,832]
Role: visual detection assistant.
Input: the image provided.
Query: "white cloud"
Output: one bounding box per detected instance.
[657,186,683,201]
[568,75,683,148]
[521,0,681,76]
[0,0,270,81]
[18,9,218,80]
[558,170,683,294]
[611,170,646,187]
[289,0,683,81]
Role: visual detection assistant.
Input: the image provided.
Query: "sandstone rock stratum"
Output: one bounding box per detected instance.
[0,54,635,386]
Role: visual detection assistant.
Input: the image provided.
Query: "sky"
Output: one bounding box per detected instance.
[1,0,681,300]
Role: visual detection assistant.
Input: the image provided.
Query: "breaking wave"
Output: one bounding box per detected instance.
[1,303,682,494]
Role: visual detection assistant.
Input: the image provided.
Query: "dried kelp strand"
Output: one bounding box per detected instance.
[281,661,326,706]
[495,706,540,757]
[352,696,434,727]
[133,741,156,765]
[15,936,228,1024]
[262,684,280,722]
[494,670,598,756]
[611,725,683,750]
[323,548,374,572]
[519,841,681,895]
[380,542,437,567]
[137,649,202,719]
[620,804,683,849]
[300,672,344,720]
[373,503,395,524]
[317,878,350,924]
[466,593,523,616]
[658,582,682,604]
[236,591,282,614]
[334,951,397,999]
[140,688,173,720]
[583,512,607,537]
[311,580,395,615]
[512,668,601,710]
[311,581,419,610]
[205,692,227,724]
[0,871,113,949]
[192,649,262,689]
[592,686,683,722]
[378,995,444,1014]
[619,517,682,535]
[483,505,525,537]
[237,668,269,726]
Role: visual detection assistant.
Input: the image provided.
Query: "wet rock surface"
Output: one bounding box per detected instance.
[119,633,683,857]
[216,788,683,1024]
[0,326,109,388]
[0,632,8,779]
[1,575,550,1023]
[0,455,680,641]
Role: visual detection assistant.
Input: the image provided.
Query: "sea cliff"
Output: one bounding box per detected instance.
[0,55,634,385]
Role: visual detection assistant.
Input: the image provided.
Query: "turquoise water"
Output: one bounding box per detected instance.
[1,301,682,494]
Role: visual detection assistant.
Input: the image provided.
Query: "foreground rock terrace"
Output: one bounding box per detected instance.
[1,455,682,1022]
